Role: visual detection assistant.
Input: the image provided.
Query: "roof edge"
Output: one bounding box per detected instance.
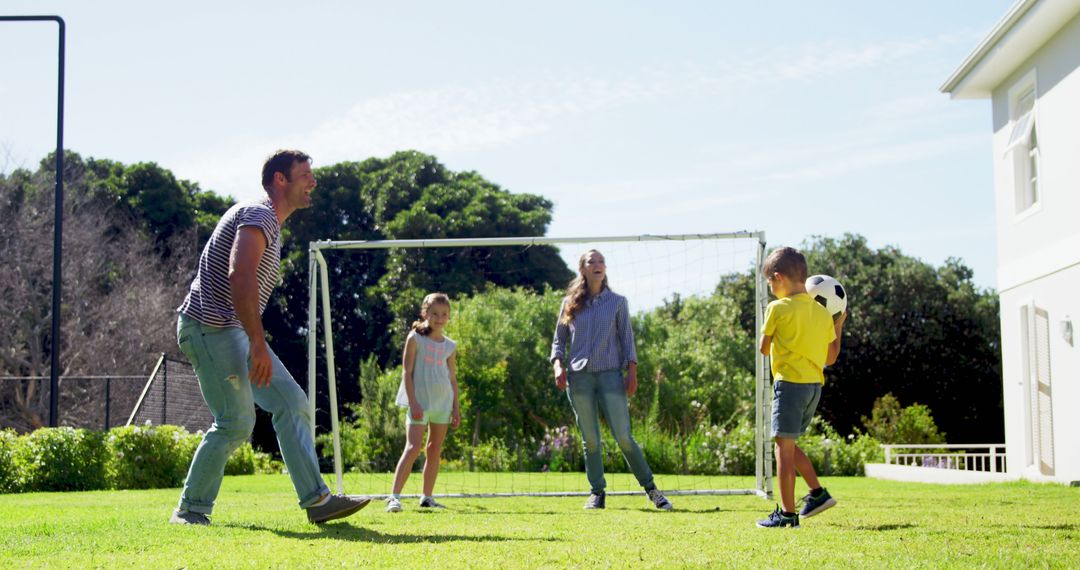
[940,0,1040,96]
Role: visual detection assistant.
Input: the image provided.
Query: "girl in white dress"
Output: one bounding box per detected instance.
[386,293,460,512]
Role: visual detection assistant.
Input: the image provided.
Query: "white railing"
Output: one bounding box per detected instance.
[881,444,1007,473]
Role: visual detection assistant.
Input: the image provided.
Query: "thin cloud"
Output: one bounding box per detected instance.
[758,132,986,183]
[172,32,975,201]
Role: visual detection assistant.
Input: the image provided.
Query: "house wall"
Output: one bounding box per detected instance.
[990,11,1080,483]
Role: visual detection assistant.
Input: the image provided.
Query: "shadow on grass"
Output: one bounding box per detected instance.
[1019,523,1079,531]
[223,522,556,544]
[846,523,916,531]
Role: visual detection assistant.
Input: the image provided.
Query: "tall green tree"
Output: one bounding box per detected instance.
[797,235,1000,442]
[265,151,572,422]
[0,152,219,430]
[634,293,757,435]
[714,235,1002,442]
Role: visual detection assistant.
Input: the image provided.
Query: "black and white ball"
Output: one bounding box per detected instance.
[805,275,847,320]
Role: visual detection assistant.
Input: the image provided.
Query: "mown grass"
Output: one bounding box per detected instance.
[0,473,1076,568]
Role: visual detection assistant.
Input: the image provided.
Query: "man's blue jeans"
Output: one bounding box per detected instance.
[566,369,655,494]
[175,314,329,514]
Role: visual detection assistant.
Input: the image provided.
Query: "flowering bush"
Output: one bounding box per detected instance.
[536,426,579,472]
[470,439,516,472]
[796,418,884,476]
[686,418,757,475]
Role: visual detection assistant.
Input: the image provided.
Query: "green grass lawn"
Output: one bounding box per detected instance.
[1,473,1076,568]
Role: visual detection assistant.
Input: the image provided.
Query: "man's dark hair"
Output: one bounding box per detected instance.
[261,149,311,190]
[762,246,808,282]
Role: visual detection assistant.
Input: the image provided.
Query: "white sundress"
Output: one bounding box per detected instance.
[395,330,456,415]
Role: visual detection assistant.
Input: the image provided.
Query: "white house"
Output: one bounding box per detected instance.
[941,0,1080,484]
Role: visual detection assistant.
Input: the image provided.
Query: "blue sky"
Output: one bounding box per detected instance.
[1,1,1015,289]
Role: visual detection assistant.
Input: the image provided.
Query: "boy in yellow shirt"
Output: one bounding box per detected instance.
[757,247,847,529]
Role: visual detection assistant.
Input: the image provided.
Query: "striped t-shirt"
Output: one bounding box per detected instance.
[177,198,281,328]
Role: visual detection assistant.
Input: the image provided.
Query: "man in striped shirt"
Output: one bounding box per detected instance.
[170,150,370,525]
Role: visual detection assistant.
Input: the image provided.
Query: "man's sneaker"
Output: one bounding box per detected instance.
[306,494,372,523]
[385,496,403,513]
[418,496,447,509]
[799,488,837,518]
[757,505,799,529]
[583,492,605,510]
[646,488,673,511]
[169,509,211,525]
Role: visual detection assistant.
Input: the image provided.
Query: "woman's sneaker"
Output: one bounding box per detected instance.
[757,505,799,529]
[646,488,673,511]
[419,496,447,509]
[798,488,837,518]
[385,497,403,513]
[583,492,605,510]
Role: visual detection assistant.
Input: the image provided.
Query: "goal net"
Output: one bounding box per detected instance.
[126,353,213,433]
[308,233,772,500]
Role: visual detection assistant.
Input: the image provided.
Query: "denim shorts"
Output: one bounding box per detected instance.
[771,380,822,439]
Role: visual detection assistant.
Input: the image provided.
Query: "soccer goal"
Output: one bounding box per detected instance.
[307,233,773,500]
[126,353,213,432]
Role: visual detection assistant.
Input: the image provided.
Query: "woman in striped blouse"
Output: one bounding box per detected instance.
[551,249,673,511]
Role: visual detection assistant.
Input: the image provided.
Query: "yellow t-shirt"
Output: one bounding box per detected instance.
[762,293,836,384]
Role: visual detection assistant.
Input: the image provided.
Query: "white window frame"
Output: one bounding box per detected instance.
[1006,70,1040,220]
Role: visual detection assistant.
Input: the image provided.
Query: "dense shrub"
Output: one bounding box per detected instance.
[797,418,884,476]
[0,429,23,493]
[861,393,946,444]
[0,425,265,494]
[224,441,257,476]
[107,424,198,489]
[321,356,407,472]
[253,450,284,475]
[686,418,757,476]
[468,439,516,472]
[17,427,110,492]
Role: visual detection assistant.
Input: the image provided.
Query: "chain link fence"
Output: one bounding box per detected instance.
[0,355,212,434]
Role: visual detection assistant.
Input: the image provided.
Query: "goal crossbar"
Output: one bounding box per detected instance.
[307,232,772,500]
[309,232,764,251]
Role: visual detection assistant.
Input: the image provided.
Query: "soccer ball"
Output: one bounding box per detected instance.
[805,275,847,320]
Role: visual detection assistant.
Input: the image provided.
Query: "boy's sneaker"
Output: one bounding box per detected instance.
[169,509,211,525]
[385,496,403,513]
[306,494,372,523]
[583,492,605,510]
[418,496,447,509]
[799,488,837,518]
[646,488,673,511]
[757,505,799,529]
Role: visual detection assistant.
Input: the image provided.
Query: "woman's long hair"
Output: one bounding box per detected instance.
[561,249,609,325]
[411,292,451,336]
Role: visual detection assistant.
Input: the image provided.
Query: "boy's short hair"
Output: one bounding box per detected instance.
[763,247,808,282]
[261,149,311,190]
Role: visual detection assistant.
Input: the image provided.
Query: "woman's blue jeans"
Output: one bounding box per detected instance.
[566,369,655,494]
[175,314,329,514]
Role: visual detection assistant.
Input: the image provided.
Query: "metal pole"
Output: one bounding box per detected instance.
[316,250,344,494]
[161,353,168,425]
[0,16,65,427]
[104,377,111,430]
[307,247,318,442]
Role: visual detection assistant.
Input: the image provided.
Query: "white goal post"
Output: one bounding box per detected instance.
[307,233,772,499]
